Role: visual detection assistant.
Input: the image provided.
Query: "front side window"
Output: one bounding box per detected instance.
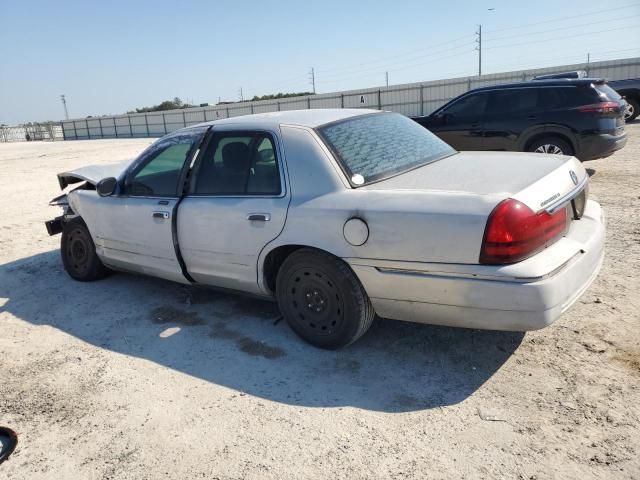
[317,112,455,186]
[126,128,205,196]
[192,132,281,195]
[443,93,488,118]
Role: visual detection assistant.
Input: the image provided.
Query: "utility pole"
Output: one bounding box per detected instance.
[385,71,389,87]
[60,94,69,120]
[238,87,244,101]
[475,24,482,76]
[586,52,591,75]
[309,67,316,94]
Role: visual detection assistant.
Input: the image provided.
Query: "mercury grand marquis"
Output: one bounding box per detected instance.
[46,109,605,349]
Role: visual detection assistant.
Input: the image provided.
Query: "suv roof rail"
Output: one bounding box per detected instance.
[532,70,588,80]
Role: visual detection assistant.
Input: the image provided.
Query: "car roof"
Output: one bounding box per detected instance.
[470,78,605,93]
[191,108,381,130]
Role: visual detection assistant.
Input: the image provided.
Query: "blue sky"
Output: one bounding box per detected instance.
[1,0,639,124]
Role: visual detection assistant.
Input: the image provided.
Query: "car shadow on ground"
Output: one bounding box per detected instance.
[1,250,524,413]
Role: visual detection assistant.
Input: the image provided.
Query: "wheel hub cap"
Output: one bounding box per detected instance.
[305,289,327,313]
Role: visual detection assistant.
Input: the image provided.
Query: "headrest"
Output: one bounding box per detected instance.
[222,142,250,171]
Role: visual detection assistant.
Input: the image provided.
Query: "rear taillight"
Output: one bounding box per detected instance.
[577,101,620,114]
[480,199,568,265]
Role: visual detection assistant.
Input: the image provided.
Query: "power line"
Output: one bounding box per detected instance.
[484,3,639,33]
[315,33,475,76]
[315,42,475,83]
[484,24,638,50]
[484,14,640,42]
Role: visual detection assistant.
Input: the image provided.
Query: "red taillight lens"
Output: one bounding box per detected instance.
[480,199,567,265]
[577,101,620,114]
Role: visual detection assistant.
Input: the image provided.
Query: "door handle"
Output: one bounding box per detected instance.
[247,213,271,222]
[153,211,170,220]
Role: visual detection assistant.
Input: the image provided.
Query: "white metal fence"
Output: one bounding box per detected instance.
[47,57,640,141]
[1,124,63,142]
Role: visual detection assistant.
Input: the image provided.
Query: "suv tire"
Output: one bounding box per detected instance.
[527,137,574,156]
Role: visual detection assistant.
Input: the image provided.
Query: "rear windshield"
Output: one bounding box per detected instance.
[316,112,455,186]
[595,84,622,102]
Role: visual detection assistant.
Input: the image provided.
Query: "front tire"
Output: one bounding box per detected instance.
[61,218,109,281]
[527,136,574,156]
[276,248,375,349]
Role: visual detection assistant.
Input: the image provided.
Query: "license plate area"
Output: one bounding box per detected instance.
[45,216,64,236]
[571,187,587,220]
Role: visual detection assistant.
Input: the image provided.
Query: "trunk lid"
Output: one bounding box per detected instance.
[362,151,588,213]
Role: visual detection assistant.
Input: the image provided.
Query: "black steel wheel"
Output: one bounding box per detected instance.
[276,248,375,349]
[61,218,109,281]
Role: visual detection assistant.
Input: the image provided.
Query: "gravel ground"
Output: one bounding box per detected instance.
[0,126,638,480]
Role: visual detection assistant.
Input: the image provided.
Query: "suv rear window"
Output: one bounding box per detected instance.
[317,112,455,186]
[537,86,597,109]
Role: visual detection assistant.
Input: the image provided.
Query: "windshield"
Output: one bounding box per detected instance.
[317,112,456,186]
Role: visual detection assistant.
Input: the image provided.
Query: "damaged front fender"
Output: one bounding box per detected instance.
[57,160,130,190]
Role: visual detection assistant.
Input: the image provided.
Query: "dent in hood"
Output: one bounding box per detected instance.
[57,160,131,190]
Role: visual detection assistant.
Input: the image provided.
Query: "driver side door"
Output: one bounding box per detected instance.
[430,92,487,151]
[79,128,206,283]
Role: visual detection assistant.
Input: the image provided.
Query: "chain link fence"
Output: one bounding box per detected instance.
[0,124,63,142]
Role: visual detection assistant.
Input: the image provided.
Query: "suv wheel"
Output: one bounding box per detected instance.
[528,137,574,156]
[276,248,375,349]
[624,98,638,122]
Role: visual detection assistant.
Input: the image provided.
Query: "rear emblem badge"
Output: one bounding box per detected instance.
[569,170,578,185]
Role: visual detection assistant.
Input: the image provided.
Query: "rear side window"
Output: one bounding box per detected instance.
[486,89,538,116]
[192,132,281,195]
[537,86,598,109]
[317,112,455,186]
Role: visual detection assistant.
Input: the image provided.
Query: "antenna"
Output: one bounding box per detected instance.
[238,87,244,102]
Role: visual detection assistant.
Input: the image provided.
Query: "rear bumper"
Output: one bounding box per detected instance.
[348,200,605,332]
[576,131,627,161]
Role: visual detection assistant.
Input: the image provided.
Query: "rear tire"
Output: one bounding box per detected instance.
[527,136,574,156]
[276,248,375,349]
[624,97,638,122]
[61,218,109,281]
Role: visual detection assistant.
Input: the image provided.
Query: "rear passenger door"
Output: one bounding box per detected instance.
[177,127,289,293]
[482,88,538,151]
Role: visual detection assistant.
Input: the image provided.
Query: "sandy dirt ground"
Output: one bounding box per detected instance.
[0,126,639,480]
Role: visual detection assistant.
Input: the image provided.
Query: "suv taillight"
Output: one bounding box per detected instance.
[480,199,568,265]
[577,101,620,114]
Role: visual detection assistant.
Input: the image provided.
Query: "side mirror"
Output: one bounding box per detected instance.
[96,177,117,197]
[433,112,448,125]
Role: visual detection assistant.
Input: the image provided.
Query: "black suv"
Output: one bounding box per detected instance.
[413,79,627,161]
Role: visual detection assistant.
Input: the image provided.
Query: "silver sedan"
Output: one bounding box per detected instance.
[47,109,605,349]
